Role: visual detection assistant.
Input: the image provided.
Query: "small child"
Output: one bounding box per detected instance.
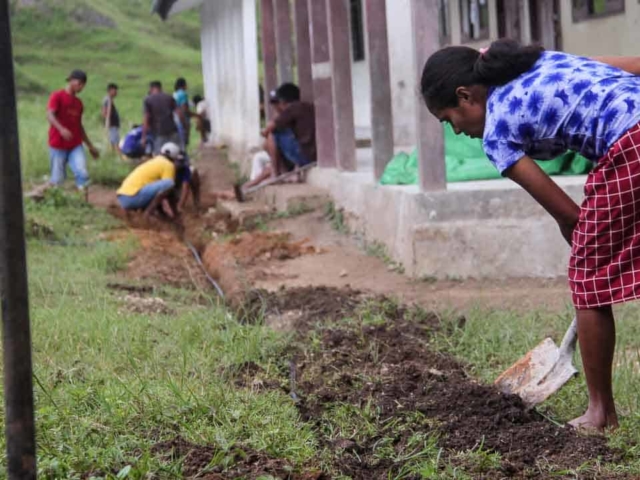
[421,40,640,431]
[102,83,121,154]
[120,125,153,160]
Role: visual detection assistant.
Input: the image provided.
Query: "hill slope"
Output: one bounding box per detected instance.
[11,0,203,181]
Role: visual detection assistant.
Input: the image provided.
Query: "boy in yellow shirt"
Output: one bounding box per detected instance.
[117,142,181,218]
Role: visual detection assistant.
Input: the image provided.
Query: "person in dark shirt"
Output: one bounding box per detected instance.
[261,83,316,178]
[142,81,185,154]
[102,83,121,154]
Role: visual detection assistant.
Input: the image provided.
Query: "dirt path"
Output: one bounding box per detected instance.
[90,148,570,313]
[257,211,570,313]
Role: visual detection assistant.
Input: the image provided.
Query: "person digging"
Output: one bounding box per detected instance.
[421,39,640,432]
[116,142,182,219]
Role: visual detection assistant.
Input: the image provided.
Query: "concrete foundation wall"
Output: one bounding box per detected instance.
[308,168,585,279]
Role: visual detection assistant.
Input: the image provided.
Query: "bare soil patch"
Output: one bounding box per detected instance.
[240,287,616,479]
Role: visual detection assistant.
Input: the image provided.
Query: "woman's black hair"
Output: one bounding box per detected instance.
[174,77,187,91]
[193,94,203,104]
[421,39,544,111]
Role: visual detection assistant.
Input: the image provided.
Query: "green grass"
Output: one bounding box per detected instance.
[324,201,348,234]
[364,240,405,274]
[11,192,316,479]
[12,0,203,185]
[12,191,640,478]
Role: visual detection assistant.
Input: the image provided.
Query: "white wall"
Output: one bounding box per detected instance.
[199,0,262,157]
[349,0,422,148]
[559,2,640,56]
[386,0,419,147]
[351,59,371,136]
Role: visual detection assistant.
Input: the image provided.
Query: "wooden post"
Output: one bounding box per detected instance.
[293,0,314,102]
[274,0,294,83]
[503,0,521,41]
[260,0,278,119]
[308,0,337,168]
[326,0,356,171]
[537,0,558,50]
[0,1,37,478]
[519,0,532,44]
[365,0,394,180]
[411,0,446,191]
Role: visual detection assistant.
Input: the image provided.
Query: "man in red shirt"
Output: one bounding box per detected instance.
[47,69,99,190]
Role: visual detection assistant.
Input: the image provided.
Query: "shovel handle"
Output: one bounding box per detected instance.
[558,316,578,357]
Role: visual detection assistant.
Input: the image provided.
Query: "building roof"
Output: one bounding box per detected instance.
[150,0,178,20]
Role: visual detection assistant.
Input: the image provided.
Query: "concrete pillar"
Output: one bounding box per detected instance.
[309,0,337,168]
[274,0,294,83]
[411,0,446,191]
[365,0,394,180]
[327,0,356,171]
[260,0,278,119]
[294,0,314,102]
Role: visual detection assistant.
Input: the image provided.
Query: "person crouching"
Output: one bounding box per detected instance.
[117,142,182,219]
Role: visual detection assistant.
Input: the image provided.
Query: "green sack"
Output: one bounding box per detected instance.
[379,151,418,185]
[380,123,592,185]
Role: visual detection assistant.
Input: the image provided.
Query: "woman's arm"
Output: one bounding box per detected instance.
[504,156,580,245]
[592,56,640,76]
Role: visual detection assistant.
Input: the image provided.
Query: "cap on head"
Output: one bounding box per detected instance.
[160,142,182,161]
[67,69,87,83]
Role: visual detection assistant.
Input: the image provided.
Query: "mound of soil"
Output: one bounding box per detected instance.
[206,232,318,267]
[202,233,321,302]
[238,285,363,328]
[245,287,615,479]
[151,436,322,479]
[121,229,210,290]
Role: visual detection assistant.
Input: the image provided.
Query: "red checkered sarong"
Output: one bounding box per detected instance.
[570,123,640,309]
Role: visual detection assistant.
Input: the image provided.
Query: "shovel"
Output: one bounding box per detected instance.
[234,162,317,202]
[494,317,578,407]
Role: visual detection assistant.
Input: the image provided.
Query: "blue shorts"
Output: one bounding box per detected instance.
[49,146,89,188]
[273,129,311,168]
[108,127,120,146]
[117,179,175,210]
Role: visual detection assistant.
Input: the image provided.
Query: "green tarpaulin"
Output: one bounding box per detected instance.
[380,124,592,185]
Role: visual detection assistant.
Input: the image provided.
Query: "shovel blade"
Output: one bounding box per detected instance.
[495,337,578,407]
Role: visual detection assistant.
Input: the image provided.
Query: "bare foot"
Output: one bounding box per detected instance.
[568,410,619,433]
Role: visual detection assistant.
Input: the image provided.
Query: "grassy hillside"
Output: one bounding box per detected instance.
[11,0,203,183]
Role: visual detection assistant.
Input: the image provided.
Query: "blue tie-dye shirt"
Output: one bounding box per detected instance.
[483,51,640,174]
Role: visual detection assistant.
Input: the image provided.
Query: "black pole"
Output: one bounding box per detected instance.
[0,1,37,478]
